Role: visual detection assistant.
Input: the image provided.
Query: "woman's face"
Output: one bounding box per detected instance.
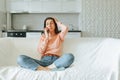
[46,19,55,33]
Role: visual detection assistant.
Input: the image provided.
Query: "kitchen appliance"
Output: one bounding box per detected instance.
[7,30,26,37]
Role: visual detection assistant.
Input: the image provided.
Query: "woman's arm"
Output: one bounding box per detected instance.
[54,17,68,40]
[57,21,68,41]
[37,35,48,55]
[37,28,49,55]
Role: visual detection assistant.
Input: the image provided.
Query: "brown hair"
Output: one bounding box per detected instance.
[43,17,60,34]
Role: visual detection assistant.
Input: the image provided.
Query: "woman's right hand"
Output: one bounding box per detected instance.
[44,27,49,39]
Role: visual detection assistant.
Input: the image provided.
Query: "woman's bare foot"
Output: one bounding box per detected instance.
[37,66,51,71]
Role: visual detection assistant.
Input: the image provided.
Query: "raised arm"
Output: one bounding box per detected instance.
[55,18,68,40]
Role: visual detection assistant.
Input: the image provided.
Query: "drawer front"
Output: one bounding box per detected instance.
[66,32,81,38]
[7,32,26,37]
[26,32,41,38]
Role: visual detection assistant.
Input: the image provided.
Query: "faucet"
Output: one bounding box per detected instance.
[69,24,74,30]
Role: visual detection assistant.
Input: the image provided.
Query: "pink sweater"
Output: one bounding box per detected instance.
[37,22,68,57]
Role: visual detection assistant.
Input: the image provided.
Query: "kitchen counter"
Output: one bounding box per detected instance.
[26,30,82,32]
[2,30,82,37]
[2,30,81,32]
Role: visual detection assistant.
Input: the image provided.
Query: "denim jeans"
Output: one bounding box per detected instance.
[17,53,74,71]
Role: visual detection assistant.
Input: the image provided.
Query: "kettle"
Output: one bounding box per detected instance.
[22,25,27,30]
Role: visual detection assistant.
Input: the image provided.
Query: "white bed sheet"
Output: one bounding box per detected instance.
[0,66,112,80]
[0,38,120,80]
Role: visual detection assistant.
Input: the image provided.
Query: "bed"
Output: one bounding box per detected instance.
[0,37,120,80]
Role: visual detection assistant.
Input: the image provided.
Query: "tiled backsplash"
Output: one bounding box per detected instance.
[11,13,80,31]
[81,0,120,38]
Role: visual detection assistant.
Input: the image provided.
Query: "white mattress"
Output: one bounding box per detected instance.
[0,38,120,80]
[0,66,112,80]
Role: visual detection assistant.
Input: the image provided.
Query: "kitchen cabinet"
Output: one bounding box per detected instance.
[29,1,42,13]
[26,32,41,38]
[66,32,81,38]
[26,31,81,38]
[7,0,29,13]
[29,0,61,13]
[7,0,81,13]
[39,1,61,13]
[61,0,80,12]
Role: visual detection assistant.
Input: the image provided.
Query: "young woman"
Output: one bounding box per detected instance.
[17,17,74,71]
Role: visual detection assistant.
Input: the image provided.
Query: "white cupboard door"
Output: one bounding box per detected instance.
[41,1,61,13]
[9,1,29,13]
[29,1,42,13]
[61,1,76,12]
[61,0,80,13]
[66,32,81,38]
[26,32,41,38]
[8,0,81,13]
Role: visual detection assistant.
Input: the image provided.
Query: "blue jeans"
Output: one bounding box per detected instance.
[17,53,74,71]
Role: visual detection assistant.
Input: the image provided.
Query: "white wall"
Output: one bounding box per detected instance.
[0,0,6,37]
[11,13,80,30]
[81,0,120,38]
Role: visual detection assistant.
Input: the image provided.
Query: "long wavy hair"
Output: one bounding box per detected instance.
[43,17,60,34]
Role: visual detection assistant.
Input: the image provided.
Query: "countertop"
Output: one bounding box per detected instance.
[2,30,81,32]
